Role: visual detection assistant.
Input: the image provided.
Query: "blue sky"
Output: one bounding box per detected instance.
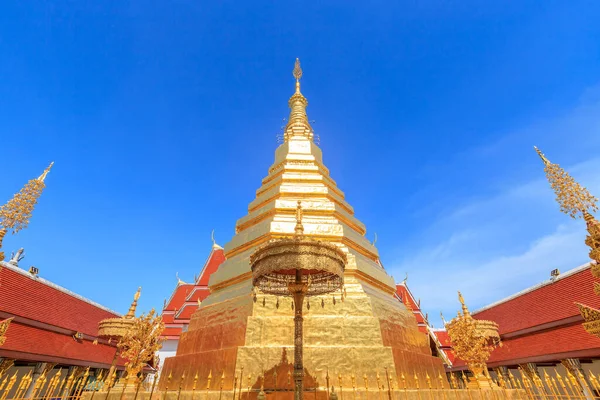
[1,1,600,327]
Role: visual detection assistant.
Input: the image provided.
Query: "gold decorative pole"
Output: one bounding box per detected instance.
[206,370,213,400]
[237,367,244,400]
[231,372,237,400]
[326,369,330,399]
[0,162,53,262]
[149,373,159,400]
[246,373,251,399]
[250,200,346,400]
[177,372,186,400]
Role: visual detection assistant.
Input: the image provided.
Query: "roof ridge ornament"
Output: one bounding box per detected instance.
[211,229,224,250]
[176,272,187,286]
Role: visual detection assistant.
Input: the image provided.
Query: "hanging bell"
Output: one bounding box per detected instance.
[276,298,280,309]
[333,296,336,305]
[321,298,325,308]
[291,301,294,310]
[307,300,310,310]
[262,297,266,307]
[253,291,257,303]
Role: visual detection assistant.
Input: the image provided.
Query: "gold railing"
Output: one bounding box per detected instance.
[1,366,600,400]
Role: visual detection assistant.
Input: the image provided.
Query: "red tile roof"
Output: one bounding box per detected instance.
[450,263,600,369]
[198,248,225,286]
[0,262,126,367]
[395,283,452,366]
[185,287,210,302]
[164,284,194,311]
[162,327,183,338]
[175,304,198,320]
[452,323,600,368]
[0,263,118,337]
[0,322,124,368]
[473,264,600,335]
[434,330,451,347]
[396,284,418,310]
[487,323,600,365]
[433,330,455,364]
[160,247,226,340]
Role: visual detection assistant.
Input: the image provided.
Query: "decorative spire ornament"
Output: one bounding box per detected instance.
[0,162,54,262]
[534,146,600,266]
[284,58,314,142]
[294,201,304,237]
[446,292,501,388]
[536,148,600,338]
[534,146,598,218]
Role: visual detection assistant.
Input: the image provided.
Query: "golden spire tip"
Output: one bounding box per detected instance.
[293,58,302,81]
[125,287,142,318]
[38,162,54,182]
[533,146,550,165]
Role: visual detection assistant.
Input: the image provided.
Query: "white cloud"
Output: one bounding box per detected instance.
[389,86,600,329]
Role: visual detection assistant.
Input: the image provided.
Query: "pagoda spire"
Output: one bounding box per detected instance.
[284,58,314,142]
[0,162,54,262]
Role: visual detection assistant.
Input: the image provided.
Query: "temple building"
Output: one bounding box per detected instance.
[160,59,447,392]
[157,240,225,371]
[448,262,600,382]
[395,280,453,367]
[0,251,126,397]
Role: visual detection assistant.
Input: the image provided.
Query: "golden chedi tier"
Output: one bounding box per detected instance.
[160,59,447,391]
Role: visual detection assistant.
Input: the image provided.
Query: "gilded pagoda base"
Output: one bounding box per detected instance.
[160,275,447,391]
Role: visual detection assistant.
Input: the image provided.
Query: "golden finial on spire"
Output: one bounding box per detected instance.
[284,58,313,141]
[293,58,302,94]
[534,146,598,219]
[38,162,54,182]
[457,291,470,317]
[294,200,305,237]
[533,146,550,165]
[125,287,141,319]
[293,58,303,82]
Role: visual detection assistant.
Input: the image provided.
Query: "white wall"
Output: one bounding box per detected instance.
[156,339,179,375]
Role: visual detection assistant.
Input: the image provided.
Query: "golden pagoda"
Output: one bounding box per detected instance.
[161,59,446,391]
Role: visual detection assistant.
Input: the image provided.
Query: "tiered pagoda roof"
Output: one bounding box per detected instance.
[161,243,226,339]
[0,259,126,368]
[451,262,600,369]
